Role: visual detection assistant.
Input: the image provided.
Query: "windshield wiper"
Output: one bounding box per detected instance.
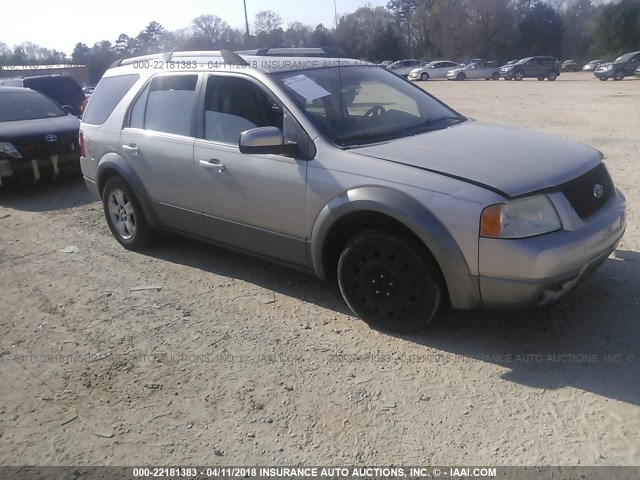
[406,116,465,134]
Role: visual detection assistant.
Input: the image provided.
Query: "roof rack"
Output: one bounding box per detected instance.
[109,50,248,69]
[235,47,346,58]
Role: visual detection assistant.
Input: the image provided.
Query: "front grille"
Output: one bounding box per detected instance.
[13,133,77,159]
[560,163,614,219]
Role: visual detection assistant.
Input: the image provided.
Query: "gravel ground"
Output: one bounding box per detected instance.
[0,72,639,466]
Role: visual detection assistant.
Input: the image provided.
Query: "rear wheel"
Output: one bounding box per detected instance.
[420,72,429,81]
[102,177,153,250]
[456,72,466,81]
[337,230,443,332]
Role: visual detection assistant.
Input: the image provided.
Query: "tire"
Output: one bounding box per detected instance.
[599,77,607,81]
[613,71,624,81]
[537,76,545,81]
[491,72,499,80]
[420,72,429,81]
[456,72,466,81]
[102,177,153,250]
[337,229,443,333]
[514,71,524,81]
[547,72,557,81]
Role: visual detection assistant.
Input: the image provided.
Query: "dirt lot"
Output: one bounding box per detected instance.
[1,72,639,466]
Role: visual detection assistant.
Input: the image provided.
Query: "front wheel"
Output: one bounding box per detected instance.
[613,71,624,81]
[456,72,466,81]
[337,230,443,332]
[514,71,524,81]
[491,72,499,80]
[102,177,153,250]
[420,72,429,81]
[547,72,557,81]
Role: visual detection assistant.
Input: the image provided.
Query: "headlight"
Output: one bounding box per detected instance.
[0,142,22,159]
[480,195,562,239]
[607,65,613,71]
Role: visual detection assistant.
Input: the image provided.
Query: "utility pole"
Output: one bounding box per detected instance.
[243,0,251,48]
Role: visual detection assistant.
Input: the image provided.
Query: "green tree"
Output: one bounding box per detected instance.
[519,2,565,56]
[594,0,640,57]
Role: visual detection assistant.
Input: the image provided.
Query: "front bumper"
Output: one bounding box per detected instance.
[0,153,80,186]
[594,70,612,79]
[478,190,626,309]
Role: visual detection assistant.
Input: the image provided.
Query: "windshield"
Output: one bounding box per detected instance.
[0,91,66,122]
[615,52,639,63]
[272,66,465,148]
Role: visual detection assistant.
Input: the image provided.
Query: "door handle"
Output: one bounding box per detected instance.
[199,158,225,173]
[122,144,140,155]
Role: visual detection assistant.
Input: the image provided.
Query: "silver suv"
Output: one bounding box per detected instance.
[80,49,626,332]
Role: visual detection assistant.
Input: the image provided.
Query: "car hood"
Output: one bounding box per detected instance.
[351,120,602,198]
[0,115,79,142]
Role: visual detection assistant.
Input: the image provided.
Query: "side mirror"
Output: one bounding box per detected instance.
[62,105,75,115]
[239,127,297,156]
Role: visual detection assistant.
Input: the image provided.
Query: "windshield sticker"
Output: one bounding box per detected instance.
[283,74,331,101]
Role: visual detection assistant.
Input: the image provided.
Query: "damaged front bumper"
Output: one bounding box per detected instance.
[0,153,80,186]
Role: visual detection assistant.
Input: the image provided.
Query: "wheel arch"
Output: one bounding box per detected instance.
[310,186,481,309]
[96,153,160,227]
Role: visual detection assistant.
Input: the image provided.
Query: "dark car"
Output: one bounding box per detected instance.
[500,56,562,81]
[561,59,582,71]
[594,50,640,81]
[0,75,85,116]
[635,65,640,77]
[0,87,80,186]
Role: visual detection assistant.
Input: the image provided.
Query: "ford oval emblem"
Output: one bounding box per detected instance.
[593,184,604,199]
[45,134,57,143]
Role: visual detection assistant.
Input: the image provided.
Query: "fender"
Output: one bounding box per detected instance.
[310,186,482,310]
[96,153,160,228]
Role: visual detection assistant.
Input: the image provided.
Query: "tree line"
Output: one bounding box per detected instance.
[1,0,639,84]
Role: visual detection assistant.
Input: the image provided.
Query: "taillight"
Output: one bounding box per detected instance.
[79,130,86,158]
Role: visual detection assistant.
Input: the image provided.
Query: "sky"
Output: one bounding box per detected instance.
[3,0,389,55]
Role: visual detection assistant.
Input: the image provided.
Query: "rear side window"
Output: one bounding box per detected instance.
[128,74,198,136]
[83,74,140,125]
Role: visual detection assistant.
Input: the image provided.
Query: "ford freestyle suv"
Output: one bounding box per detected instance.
[500,56,562,80]
[79,49,626,332]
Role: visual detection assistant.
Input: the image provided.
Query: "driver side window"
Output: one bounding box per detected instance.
[202,76,283,145]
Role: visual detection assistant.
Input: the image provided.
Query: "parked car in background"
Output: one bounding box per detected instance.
[562,60,582,71]
[498,60,520,79]
[447,61,500,81]
[594,51,640,80]
[460,58,483,66]
[500,56,561,81]
[80,49,626,332]
[387,59,425,77]
[0,87,80,186]
[408,60,460,81]
[582,60,606,71]
[0,75,86,117]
